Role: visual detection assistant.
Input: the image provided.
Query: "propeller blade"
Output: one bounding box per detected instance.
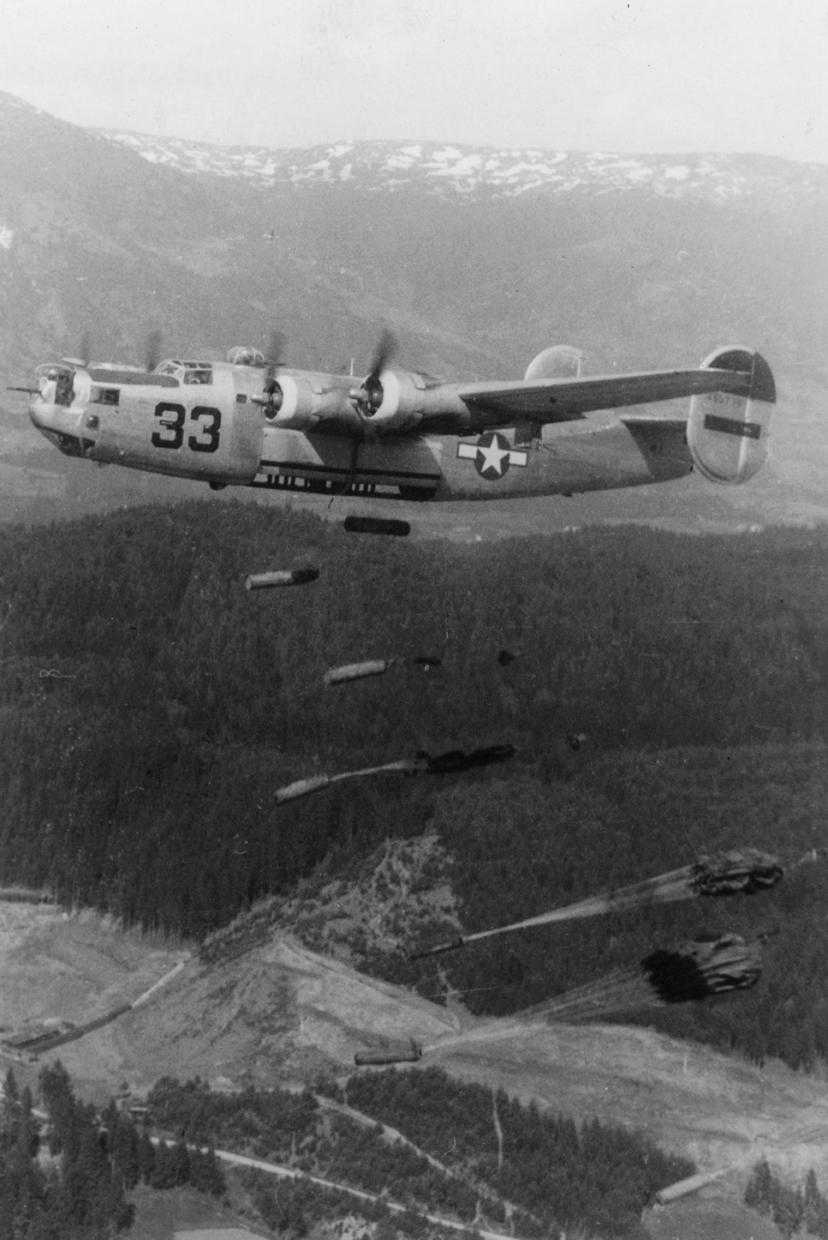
[366,327,396,382]
[256,330,287,415]
[145,330,163,373]
[353,328,398,418]
[62,331,92,368]
[266,330,287,368]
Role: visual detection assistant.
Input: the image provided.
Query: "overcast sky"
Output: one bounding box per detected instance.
[3,0,827,162]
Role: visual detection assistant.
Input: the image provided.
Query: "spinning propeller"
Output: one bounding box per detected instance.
[59,330,163,373]
[145,330,163,373]
[350,328,397,419]
[261,329,288,414]
[61,331,93,368]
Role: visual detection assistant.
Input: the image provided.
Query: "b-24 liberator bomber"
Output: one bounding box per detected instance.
[24,335,776,505]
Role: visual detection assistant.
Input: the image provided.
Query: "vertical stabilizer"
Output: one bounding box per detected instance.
[687,348,775,484]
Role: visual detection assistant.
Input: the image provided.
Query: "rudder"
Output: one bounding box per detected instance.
[687,347,776,484]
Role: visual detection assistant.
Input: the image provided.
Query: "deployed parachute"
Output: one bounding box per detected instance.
[689,848,784,896]
[410,849,784,958]
[517,932,763,1025]
[356,932,765,1066]
[643,933,764,1003]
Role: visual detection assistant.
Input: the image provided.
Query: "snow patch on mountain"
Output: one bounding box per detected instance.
[97,132,828,207]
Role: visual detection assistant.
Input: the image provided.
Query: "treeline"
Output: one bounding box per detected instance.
[745,1159,828,1239]
[2,501,828,941]
[0,1066,132,1238]
[0,1062,226,1239]
[235,1165,431,1240]
[146,1069,693,1237]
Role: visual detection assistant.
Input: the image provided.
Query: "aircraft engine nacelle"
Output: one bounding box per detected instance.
[261,373,323,430]
[687,347,776,484]
[357,369,425,433]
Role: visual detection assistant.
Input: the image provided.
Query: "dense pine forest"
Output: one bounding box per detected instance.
[2,501,828,1067]
[0,1063,225,1238]
[0,1066,133,1238]
[147,1068,693,1238]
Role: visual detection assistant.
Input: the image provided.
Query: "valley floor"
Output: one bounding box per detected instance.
[0,901,821,1240]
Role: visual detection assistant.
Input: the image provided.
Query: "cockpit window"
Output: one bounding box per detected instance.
[154,360,212,384]
[91,387,120,405]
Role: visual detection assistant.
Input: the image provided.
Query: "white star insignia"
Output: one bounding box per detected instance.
[457,432,528,479]
[477,437,511,476]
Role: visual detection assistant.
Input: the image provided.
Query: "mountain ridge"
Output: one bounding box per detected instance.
[1,87,826,531]
[95,125,828,209]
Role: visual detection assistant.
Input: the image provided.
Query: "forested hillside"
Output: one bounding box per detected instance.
[416,748,828,1068]
[147,1068,693,1239]
[2,502,828,1067]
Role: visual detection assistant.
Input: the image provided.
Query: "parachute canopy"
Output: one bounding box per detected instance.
[357,933,766,1066]
[410,848,783,959]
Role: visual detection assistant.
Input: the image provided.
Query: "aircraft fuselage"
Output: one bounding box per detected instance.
[29,357,693,502]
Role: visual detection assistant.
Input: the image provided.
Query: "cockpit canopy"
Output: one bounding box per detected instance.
[156,360,214,385]
[226,346,266,367]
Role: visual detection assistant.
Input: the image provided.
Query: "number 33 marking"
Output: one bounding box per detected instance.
[152,403,222,453]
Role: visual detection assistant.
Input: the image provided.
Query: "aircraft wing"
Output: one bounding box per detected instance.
[457,365,755,426]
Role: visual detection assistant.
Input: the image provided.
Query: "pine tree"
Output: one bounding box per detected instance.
[38,1060,75,1155]
[150,1139,178,1189]
[804,1169,824,1237]
[109,1113,141,1190]
[0,1069,20,1154]
[137,1129,156,1185]
[745,1158,773,1214]
[171,1138,191,1187]
[189,1144,226,1196]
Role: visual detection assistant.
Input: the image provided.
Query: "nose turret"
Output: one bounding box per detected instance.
[29,363,95,457]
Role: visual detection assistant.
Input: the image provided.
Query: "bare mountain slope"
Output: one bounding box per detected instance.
[2,900,826,1190]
